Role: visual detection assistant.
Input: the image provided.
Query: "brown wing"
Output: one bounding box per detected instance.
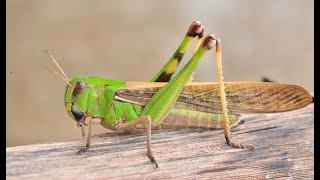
[115,82,312,113]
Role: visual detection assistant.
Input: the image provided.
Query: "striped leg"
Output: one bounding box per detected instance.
[150,21,204,82]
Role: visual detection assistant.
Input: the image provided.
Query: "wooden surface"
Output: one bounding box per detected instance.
[7,104,314,179]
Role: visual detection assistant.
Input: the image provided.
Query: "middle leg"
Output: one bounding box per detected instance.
[114,115,158,169]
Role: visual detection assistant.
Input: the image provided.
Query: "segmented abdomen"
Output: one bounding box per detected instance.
[160,108,241,129]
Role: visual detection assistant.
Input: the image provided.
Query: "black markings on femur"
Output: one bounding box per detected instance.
[155,72,173,82]
[154,51,184,82]
[173,51,184,63]
[71,104,84,121]
[73,80,87,95]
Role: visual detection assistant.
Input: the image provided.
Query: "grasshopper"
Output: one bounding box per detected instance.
[43,21,313,168]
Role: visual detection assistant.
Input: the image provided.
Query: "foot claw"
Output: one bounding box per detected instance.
[238,119,245,125]
[245,144,255,150]
[77,147,89,154]
[146,153,159,169]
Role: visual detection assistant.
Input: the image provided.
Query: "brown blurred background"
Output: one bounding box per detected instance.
[7,0,313,147]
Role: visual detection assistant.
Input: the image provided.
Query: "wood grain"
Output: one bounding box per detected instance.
[7,104,314,179]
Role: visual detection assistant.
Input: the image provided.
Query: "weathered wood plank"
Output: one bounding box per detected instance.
[7,104,314,179]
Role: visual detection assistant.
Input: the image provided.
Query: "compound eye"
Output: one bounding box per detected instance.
[71,104,84,121]
[73,80,87,95]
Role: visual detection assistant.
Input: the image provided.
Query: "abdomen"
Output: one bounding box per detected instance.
[159,108,242,129]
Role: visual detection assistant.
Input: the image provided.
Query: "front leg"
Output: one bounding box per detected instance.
[77,118,101,154]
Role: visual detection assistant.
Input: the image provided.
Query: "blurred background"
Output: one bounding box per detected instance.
[7,0,313,147]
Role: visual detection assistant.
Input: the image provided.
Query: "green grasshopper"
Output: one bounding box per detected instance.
[43,21,313,168]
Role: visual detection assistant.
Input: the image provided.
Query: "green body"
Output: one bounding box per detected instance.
[64,76,240,130]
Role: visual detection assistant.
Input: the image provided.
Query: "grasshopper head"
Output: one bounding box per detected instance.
[64,76,127,127]
[64,77,91,127]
